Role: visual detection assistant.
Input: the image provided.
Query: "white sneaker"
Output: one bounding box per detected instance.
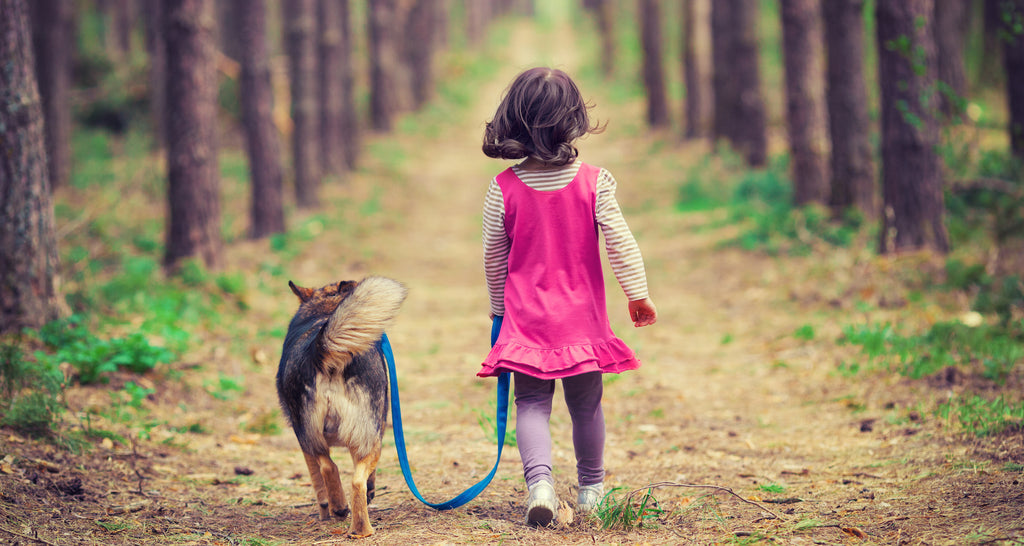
[525,480,558,527]
[577,482,605,514]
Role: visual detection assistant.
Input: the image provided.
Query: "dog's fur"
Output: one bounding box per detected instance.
[276,276,407,538]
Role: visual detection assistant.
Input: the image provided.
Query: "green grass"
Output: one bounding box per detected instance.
[838,320,1022,383]
[937,395,1024,437]
[593,487,664,531]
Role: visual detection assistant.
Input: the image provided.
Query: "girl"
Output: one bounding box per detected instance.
[478,67,658,526]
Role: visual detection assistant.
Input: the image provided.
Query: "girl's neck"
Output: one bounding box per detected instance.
[518,157,573,172]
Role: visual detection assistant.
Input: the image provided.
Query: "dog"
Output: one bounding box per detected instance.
[276,276,407,538]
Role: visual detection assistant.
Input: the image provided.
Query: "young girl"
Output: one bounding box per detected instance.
[478,67,658,526]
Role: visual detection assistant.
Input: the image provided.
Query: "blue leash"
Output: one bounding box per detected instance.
[381,316,510,510]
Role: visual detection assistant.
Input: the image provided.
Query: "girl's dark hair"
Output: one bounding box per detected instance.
[482,67,604,166]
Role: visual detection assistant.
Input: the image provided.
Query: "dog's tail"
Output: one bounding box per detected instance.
[321,276,408,372]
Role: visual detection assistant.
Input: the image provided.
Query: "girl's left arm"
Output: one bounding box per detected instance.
[596,169,650,302]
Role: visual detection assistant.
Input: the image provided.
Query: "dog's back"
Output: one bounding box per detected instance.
[276,276,407,538]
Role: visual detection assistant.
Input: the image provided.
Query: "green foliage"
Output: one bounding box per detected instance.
[33,315,175,385]
[757,483,786,494]
[945,259,1024,327]
[0,343,65,438]
[594,487,663,530]
[838,320,1023,382]
[937,395,1024,437]
[204,374,245,401]
[476,397,516,448]
[793,325,815,341]
[945,151,1024,249]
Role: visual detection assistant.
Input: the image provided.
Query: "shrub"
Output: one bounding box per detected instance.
[0,343,65,438]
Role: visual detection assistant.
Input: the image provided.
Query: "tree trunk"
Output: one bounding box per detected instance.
[405,0,437,110]
[465,0,490,46]
[0,0,65,334]
[98,0,134,62]
[284,0,320,207]
[595,0,615,77]
[683,0,712,139]
[711,0,767,166]
[339,0,359,169]
[215,0,243,61]
[640,0,670,128]
[934,0,969,119]
[823,0,875,219]
[876,0,949,254]
[237,0,285,239]
[1002,0,1024,159]
[28,0,73,192]
[979,0,1004,86]
[368,0,399,132]
[320,0,345,177]
[144,0,167,149]
[163,0,223,271]
[781,0,830,205]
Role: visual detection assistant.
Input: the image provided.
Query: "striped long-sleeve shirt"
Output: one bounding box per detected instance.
[483,161,650,317]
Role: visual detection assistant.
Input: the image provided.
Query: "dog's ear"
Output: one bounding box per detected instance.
[289,281,314,302]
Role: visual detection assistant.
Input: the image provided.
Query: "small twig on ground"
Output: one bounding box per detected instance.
[0,524,59,545]
[625,481,784,521]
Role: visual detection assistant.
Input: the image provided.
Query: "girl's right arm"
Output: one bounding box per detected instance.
[482,179,510,318]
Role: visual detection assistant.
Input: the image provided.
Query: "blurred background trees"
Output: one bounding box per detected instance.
[2,0,1024,333]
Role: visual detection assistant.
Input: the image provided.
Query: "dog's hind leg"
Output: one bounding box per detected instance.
[366,468,376,503]
[347,443,382,538]
[305,451,349,520]
[302,452,333,520]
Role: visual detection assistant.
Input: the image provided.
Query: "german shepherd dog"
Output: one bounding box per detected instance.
[276,276,407,538]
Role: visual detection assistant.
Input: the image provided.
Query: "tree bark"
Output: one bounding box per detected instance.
[594,0,615,77]
[876,0,949,254]
[980,0,1004,86]
[144,0,167,149]
[1002,0,1024,159]
[320,0,346,177]
[339,0,359,169]
[711,0,767,166]
[0,0,65,334]
[368,0,399,132]
[934,0,969,118]
[284,0,321,207]
[405,0,437,110]
[28,0,73,192]
[640,0,670,128]
[237,0,285,239]
[781,0,830,206]
[163,0,224,271]
[683,0,712,139]
[823,0,876,218]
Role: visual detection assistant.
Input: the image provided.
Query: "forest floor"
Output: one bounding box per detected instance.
[3,7,1024,546]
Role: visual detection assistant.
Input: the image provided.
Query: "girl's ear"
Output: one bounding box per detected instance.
[289,281,314,302]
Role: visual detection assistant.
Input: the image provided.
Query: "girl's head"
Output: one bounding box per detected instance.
[483,67,603,166]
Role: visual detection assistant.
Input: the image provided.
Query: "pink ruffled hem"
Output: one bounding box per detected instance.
[478,339,641,379]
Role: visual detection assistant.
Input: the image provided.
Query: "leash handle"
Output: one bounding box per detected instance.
[384,316,509,510]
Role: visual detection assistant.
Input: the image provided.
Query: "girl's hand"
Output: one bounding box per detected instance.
[629,298,658,327]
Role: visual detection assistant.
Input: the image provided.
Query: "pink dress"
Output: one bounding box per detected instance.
[478,163,641,379]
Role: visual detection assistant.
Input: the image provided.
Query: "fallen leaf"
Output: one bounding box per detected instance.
[842,526,867,539]
[556,500,574,527]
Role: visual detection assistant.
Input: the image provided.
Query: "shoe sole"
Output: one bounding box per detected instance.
[527,505,555,527]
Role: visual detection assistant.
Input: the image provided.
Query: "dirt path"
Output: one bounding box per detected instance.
[3,7,1022,546]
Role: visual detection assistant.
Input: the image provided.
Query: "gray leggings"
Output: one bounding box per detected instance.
[513,371,605,488]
